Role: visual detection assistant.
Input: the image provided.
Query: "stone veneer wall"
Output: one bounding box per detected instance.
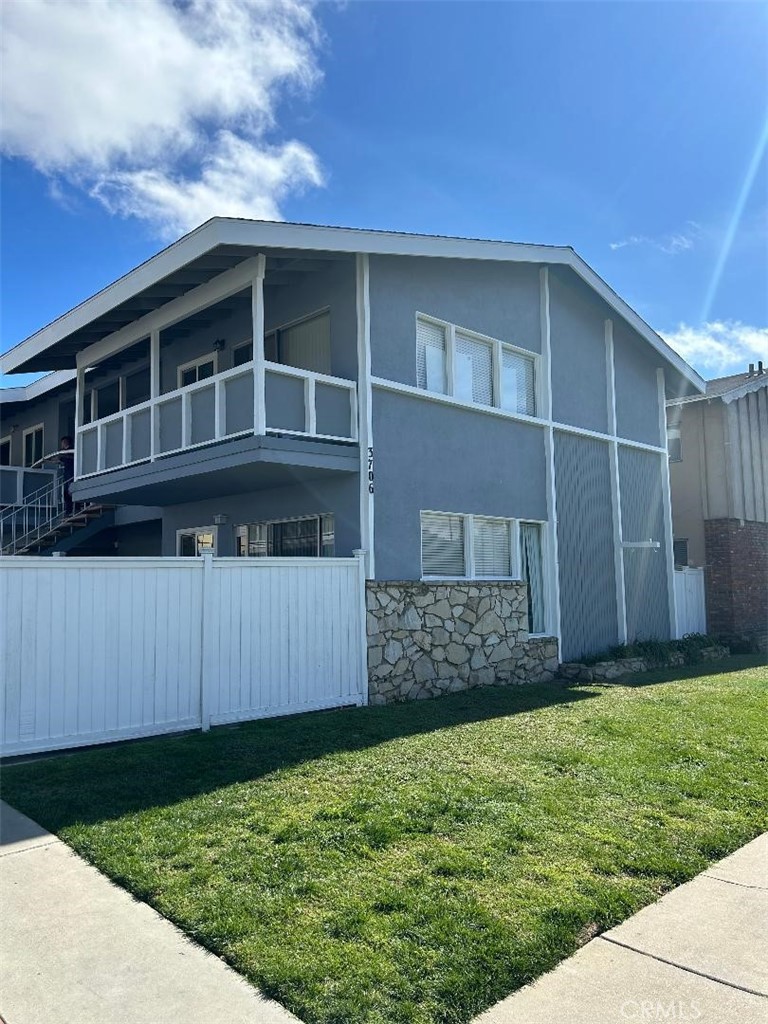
[366,580,559,704]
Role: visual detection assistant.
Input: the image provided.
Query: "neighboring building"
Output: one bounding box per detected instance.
[1,219,703,663]
[667,365,768,644]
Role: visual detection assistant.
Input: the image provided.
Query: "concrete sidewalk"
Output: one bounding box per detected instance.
[475,833,768,1024]
[0,801,299,1024]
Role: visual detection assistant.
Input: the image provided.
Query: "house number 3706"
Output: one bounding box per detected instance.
[368,447,374,493]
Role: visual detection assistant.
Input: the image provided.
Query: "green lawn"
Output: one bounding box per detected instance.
[3,657,767,1024]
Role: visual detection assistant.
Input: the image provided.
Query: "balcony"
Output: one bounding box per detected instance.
[76,359,358,479]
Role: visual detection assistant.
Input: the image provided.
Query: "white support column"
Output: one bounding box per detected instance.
[252,253,267,436]
[540,267,561,650]
[606,319,627,643]
[356,253,375,578]
[150,328,160,459]
[74,364,85,478]
[658,368,678,637]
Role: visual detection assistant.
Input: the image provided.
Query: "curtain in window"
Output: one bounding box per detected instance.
[501,349,536,415]
[455,333,493,405]
[520,523,545,633]
[416,319,447,393]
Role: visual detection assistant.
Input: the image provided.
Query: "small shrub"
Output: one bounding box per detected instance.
[579,633,722,668]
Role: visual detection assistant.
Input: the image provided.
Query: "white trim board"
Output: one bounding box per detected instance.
[2,219,704,394]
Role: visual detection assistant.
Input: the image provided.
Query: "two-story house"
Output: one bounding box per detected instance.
[2,219,703,665]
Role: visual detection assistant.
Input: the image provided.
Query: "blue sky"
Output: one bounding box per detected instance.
[2,0,766,385]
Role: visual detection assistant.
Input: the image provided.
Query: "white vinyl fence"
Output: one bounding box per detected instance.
[0,555,367,757]
[674,567,707,638]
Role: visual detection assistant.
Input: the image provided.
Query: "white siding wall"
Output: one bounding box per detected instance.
[0,556,366,756]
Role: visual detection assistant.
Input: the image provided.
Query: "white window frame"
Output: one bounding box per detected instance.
[0,434,11,466]
[22,423,45,466]
[176,525,218,556]
[177,352,219,389]
[415,313,538,416]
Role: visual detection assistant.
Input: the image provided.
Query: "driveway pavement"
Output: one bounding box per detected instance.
[474,832,768,1024]
[1,798,765,1024]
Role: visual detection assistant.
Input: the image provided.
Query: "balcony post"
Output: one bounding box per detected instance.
[150,328,160,459]
[74,364,85,479]
[252,253,267,436]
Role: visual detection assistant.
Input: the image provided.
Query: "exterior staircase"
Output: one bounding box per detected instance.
[1,477,113,556]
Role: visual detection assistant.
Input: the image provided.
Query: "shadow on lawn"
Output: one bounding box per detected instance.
[2,681,598,830]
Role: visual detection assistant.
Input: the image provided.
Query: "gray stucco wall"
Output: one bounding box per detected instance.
[368,255,541,385]
[160,476,360,557]
[549,269,609,435]
[618,446,671,640]
[554,431,618,660]
[372,389,547,580]
[613,320,662,446]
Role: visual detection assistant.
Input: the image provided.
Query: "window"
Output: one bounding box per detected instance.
[455,333,493,405]
[176,527,217,556]
[673,539,689,568]
[473,517,512,577]
[667,425,682,462]
[0,436,10,466]
[501,348,536,416]
[416,314,537,415]
[236,514,335,558]
[233,341,253,367]
[178,354,217,389]
[96,380,120,419]
[266,311,331,375]
[125,367,151,407]
[416,318,447,393]
[421,513,466,576]
[23,425,44,467]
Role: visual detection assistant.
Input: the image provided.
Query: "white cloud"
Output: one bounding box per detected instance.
[610,222,702,255]
[1,0,323,237]
[663,321,768,376]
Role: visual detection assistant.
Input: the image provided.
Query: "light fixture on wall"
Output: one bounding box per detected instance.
[213,338,226,351]
[213,513,228,525]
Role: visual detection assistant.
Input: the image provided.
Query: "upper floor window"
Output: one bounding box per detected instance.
[416,314,537,416]
[266,310,331,375]
[667,425,682,462]
[178,354,217,388]
[0,436,11,466]
[23,425,44,467]
[233,341,253,367]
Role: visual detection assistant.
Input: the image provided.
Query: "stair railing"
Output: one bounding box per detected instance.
[0,474,67,555]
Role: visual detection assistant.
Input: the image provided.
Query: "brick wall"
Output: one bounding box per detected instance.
[704,518,768,639]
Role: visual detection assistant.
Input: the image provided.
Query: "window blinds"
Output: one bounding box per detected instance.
[473,517,511,577]
[280,312,331,374]
[455,333,493,405]
[501,349,536,415]
[421,512,465,576]
[416,318,447,393]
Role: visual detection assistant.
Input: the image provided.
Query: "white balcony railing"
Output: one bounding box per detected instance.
[75,360,358,479]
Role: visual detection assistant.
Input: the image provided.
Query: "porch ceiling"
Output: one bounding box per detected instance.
[10,247,352,373]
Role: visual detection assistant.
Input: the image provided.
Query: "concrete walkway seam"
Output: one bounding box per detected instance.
[598,935,768,999]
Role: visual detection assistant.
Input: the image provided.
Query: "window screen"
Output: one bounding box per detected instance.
[673,539,688,568]
[473,517,512,577]
[233,342,253,367]
[501,348,536,415]
[667,426,682,462]
[416,318,447,393]
[455,333,493,405]
[421,512,465,576]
